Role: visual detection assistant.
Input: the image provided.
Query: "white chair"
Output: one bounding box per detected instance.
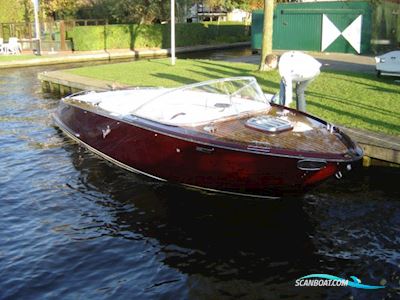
[5,37,22,55]
[0,38,4,54]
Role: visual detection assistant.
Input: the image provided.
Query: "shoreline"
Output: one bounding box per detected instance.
[0,42,250,69]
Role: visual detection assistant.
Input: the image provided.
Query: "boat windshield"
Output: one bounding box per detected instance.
[131,77,270,126]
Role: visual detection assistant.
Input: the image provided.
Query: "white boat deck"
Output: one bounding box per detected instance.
[74,89,270,125]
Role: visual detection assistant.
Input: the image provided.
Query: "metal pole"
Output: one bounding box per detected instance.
[171,0,176,65]
[32,0,41,55]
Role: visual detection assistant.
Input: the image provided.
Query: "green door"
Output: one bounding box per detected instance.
[252,1,372,54]
[273,10,322,51]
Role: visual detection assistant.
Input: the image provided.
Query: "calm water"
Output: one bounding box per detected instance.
[0,56,399,299]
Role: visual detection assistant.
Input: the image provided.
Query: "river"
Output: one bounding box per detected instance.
[0,51,399,299]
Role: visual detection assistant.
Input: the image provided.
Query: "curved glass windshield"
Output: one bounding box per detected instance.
[131,77,270,126]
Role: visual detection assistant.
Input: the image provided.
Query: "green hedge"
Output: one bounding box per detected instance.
[67,22,250,51]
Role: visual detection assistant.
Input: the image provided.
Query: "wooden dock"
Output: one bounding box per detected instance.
[38,70,400,167]
[342,127,400,167]
[38,70,131,94]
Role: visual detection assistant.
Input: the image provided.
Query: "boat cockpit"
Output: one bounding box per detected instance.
[66,77,272,126]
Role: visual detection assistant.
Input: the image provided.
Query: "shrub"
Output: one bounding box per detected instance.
[67,22,250,51]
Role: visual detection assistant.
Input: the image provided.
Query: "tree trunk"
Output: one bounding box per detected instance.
[259,0,274,71]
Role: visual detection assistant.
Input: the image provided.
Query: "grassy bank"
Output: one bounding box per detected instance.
[67,59,400,136]
[0,54,39,62]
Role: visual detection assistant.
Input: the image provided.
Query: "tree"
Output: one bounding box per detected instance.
[203,0,224,9]
[41,0,86,20]
[175,0,196,23]
[75,0,194,24]
[106,0,164,24]
[258,0,274,71]
[40,0,292,22]
[0,0,27,23]
[202,0,292,12]
[203,0,257,11]
[249,0,264,10]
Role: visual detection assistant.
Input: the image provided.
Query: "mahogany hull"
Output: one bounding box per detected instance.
[54,101,363,198]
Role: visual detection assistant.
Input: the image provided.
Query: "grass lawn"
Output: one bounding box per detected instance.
[67,58,400,136]
[0,54,40,62]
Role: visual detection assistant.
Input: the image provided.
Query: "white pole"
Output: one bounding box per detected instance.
[171,0,176,65]
[32,0,41,55]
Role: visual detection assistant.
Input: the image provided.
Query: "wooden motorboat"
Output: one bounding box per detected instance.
[54,77,363,198]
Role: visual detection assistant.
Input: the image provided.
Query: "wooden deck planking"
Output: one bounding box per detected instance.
[199,110,349,154]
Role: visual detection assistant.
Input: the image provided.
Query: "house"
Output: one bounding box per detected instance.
[187,2,249,23]
[227,9,251,23]
[186,2,227,22]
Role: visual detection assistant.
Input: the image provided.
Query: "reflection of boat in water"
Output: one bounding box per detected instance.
[62,143,317,282]
[54,77,363,198]
[47,139,395,299]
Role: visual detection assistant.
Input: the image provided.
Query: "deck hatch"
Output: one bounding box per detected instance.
[246,116,293,133]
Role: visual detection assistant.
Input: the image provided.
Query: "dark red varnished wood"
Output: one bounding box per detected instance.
[55,101,362,197]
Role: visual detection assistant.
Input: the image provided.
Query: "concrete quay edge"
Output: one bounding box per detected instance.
[0,42,250,69]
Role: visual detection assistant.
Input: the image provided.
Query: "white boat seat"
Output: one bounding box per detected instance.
[75,89,269,126]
